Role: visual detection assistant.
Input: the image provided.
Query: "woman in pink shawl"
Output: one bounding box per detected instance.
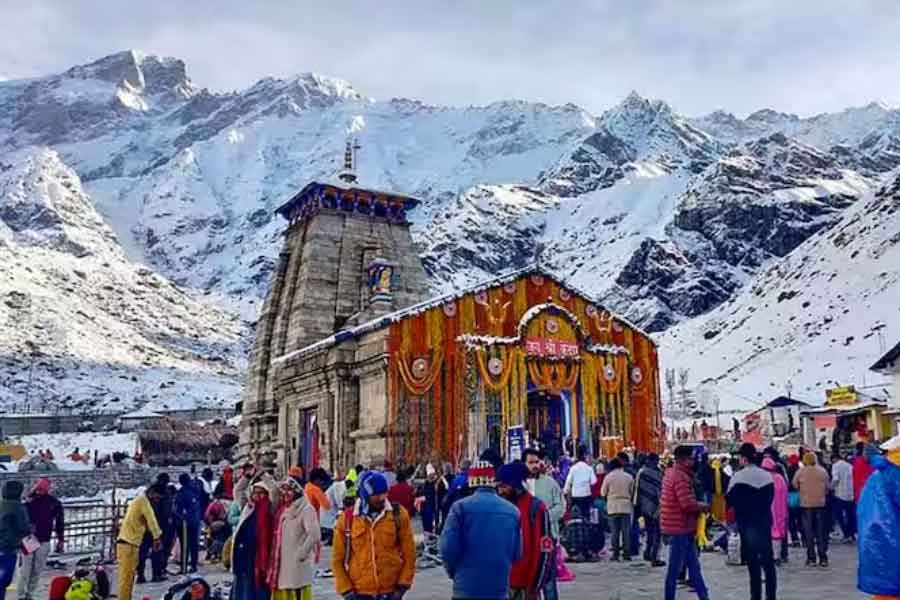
[762,457,788,561]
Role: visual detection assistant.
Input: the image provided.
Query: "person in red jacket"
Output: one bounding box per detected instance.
[497,462,554,600]
[388,470,417,516]
[660,446,710,600]
[852,441,874,503]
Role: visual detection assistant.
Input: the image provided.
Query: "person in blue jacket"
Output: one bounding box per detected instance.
[174,473,203,573]
[439,460,521,600]
[857,436,900,598]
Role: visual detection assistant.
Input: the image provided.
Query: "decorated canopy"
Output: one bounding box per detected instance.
[383,269,663,463]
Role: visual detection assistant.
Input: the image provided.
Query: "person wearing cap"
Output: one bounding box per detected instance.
[117,484,164,600]
[727,444,777,600]
[232,481,275,600]
[634,453,665,567]
[660,445,710,600]
[497,462,553,600]
[793,451,830,567]
[235,460,280,509]
[16,478,64,600]
[267,478,320,600]
[332,471,416,600]
[218,464,235,500]
[440,460,521,600]
[1,481,30,600]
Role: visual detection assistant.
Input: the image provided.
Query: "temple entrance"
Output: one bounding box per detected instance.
[297,408,319,474]
[527,388,565,462]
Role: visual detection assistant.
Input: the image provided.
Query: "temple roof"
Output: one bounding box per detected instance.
[275,180,421,223]
[273,264,652,365]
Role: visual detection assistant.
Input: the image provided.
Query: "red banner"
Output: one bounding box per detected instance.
[814,415,837,429]
[525,337,578,358]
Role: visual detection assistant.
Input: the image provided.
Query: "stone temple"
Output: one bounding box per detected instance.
[240,145,663,473]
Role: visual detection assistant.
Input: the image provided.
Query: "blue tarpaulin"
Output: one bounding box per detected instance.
[857,455,900,596]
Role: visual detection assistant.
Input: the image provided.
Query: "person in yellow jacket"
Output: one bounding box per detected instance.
[709,458,729,523]
[117,485,164,600]
[332,471,416,599]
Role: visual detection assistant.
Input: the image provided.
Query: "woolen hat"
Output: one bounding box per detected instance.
[279,477,304,497]
[467,460,496,488]
[496,462,528,491]
[359,471,389,498]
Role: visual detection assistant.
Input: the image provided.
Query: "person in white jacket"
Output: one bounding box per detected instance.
[268,478,321,600]
[564,449,597,517]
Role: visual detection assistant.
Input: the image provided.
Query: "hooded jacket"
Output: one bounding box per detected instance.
[25,492,64,544]
[0,481,31,553]
[332,498,416,597]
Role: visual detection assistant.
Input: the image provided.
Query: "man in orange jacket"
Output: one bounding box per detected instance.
[332,471,416,600]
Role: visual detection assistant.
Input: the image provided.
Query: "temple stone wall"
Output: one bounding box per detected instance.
[240,197,428,464]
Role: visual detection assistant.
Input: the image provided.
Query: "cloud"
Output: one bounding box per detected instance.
[2,0,899,117]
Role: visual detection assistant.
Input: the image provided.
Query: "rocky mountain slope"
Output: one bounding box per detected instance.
[0,148,243,413]
[1,50,898,411]
[657,170,900,408]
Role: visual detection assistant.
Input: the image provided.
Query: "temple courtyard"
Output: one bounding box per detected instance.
[29,541,864,599]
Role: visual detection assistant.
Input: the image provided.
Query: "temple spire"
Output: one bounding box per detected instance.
[338,137,361,184]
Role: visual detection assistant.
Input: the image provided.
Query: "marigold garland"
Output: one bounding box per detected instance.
[397,347,445,396]
[475,347,516,391]
[527,360,579,393]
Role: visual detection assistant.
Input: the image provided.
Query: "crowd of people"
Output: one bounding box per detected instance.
[1,436,899,600]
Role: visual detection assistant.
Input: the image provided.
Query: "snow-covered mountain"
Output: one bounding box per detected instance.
[0,148,243,413]
[1,50,898,412]
[657,171,900,408]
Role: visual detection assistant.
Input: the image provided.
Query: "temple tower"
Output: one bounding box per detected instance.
[239,142,429,462]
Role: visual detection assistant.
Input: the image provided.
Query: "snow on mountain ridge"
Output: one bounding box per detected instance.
[658,169,900,408]
[3,51,900,412]
[0,148,244,413]
[692,101,900,149]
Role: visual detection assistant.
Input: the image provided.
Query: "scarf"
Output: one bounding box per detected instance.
[713,464,723,496]
[252,496,273,587]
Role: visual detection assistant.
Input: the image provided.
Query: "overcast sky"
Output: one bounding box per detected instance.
[2,1,899,117]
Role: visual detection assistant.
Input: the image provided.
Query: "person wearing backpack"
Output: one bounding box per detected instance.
[497,462,554,600]
[332,471,416,600]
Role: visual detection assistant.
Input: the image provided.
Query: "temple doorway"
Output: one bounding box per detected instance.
[297,408,319,474]
[527,388,565,462]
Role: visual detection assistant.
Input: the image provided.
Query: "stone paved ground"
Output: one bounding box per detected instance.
[31,541,864,600]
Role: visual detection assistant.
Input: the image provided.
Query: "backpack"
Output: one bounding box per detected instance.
[65,579,93,600]
[342,503,403,571]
